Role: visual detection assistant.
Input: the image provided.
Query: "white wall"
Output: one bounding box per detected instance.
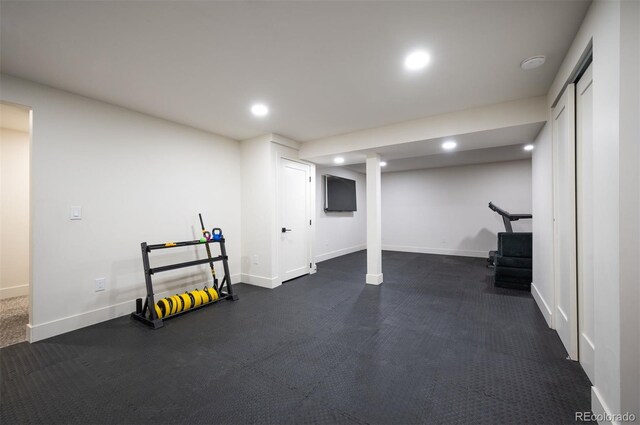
[0,75,241,342]
[240,135,275,287]
[618,0,640,418]
[240,134,316,288]
[531,122,553,326]
[0,128,30,299]
[315,166,366,262]
[381,160,532,258]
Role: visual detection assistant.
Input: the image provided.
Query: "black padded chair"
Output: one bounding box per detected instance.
[494,232,532,291]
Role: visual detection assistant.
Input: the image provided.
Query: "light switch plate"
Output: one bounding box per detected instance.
[70,206,82,220]
[95,278,106,292]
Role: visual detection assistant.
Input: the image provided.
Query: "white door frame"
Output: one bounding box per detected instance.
[276,156,315,284]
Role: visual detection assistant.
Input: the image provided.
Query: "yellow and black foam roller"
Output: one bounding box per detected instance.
[179,293,192,311]
[189,290,203,307]
[206,287,219,302]
[171,295,183,314]
[186,291,197,308]
[151,286,219,320]
[157,298,171,318]
[199,289,212,304]
[154,303,164,319]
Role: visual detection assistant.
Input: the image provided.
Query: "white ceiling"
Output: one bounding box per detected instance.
[348,144,535,174]
[1,1,589,142]
[0,103,30,133]
[311,121,543,168]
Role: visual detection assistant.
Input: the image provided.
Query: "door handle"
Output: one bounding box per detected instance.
[281,227,292,233]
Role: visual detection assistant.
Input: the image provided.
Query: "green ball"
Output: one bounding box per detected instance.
[199,237,207,243]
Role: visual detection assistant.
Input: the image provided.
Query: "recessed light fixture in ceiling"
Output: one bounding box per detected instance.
[251,103,269,117]
[334,157,345,164]
[404,50,431,71]
[524,144,534,151]
[380,161,387,167]
[520,55,546,70]
[442,140,457,150]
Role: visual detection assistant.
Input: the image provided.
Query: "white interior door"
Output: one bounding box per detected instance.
[576,63,595,380]
[552,83,578,360]
[280,158,311,282]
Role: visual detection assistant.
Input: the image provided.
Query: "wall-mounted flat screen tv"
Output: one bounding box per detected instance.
[324,175,357,212]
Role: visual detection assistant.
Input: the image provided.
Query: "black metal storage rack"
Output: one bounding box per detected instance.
[131,237,238,329]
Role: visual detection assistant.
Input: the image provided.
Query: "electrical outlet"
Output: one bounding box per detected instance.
[252,255,259,265]
[94,278,106,292]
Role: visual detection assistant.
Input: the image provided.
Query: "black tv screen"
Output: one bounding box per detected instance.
[324,175,357,212]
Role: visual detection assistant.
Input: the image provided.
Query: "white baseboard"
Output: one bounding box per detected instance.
[315,245,366,263]
[531,282,553,327]
[366,273,383,285]
[591,386,617,425]
[28,298,134,343]
[27,273,242,343]
[316,245,487,261]
[239,273,281,289]
[0,284,29,299]
[382,244,487,258]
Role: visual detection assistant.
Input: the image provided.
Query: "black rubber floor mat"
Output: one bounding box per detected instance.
[0,251,594,424]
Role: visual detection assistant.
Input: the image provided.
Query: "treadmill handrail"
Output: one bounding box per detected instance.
[488,202,532,221]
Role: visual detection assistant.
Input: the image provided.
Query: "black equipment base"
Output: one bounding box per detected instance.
[487,202,532,268]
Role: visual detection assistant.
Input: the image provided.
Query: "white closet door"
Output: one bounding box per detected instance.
[279,158,311,282]
[552,83,578,360]
[576,63,595,380]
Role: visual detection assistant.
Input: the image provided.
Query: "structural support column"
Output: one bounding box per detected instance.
[366,154,383,285]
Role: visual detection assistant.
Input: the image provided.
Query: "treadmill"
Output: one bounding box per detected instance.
[487,202,532,267]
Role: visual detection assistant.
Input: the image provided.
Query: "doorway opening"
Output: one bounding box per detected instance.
[0,102,32,347]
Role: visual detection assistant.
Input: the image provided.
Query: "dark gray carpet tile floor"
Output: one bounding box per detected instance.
[1,250,593,424]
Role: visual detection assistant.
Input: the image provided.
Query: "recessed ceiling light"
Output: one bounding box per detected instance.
[334,157,345,164]
[524,144,534,151]
[442,140,457,150]
[404,50,431,71]
[520,56,546,70]
[251,103,269,117]
[380,161,387,167]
